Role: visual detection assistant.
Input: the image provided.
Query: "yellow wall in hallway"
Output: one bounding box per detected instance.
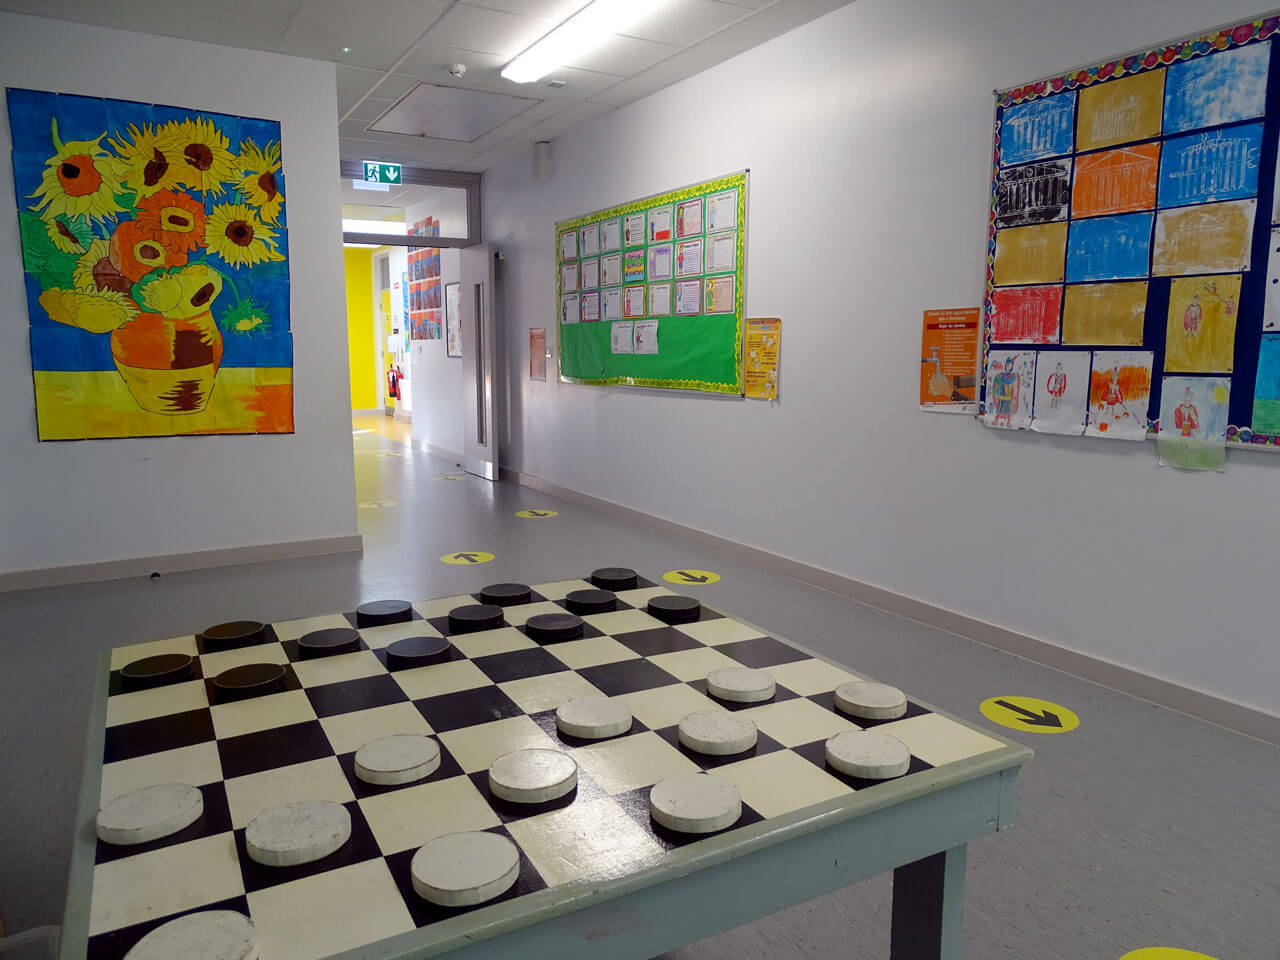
[344,248,377,410]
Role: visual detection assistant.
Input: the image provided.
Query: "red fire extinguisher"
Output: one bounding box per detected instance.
[386,364,402,399]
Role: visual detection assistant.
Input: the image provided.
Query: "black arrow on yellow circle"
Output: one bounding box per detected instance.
[527,510,551,517]
[452,553,481,563]
[994,700,1062,728]
[676,571,709,583]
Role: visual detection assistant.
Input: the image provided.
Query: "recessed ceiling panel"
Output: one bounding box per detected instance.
[370,83,535,142]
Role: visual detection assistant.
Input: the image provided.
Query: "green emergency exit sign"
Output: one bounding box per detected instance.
[362,161,402,184]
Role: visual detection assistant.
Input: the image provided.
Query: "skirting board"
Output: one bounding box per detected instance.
[0,534,364,593]
[501,466,1280,746]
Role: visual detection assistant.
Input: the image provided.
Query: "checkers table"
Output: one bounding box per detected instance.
[62,569,1033,960]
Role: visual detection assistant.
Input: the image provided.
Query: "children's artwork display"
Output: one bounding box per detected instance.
[555,172,748,394]
[980,14,1280,458]
[7,88,293,439]
[407,218,441,340]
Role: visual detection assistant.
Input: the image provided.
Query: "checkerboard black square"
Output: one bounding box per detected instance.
[217,719,334,779]
[805,693,929,727]
[516,620,605,643]
[414,686,523,733]
[95,781,233,865]
[685,678,800,711]
[791,739,934,790]
[464,768,609,823]
[335,741,466,800]
[371,642,467,671]
[611,626,703,657]
[342,606,424,628]
[426,614,509,638]
[471,647,569,684]
[86,895,251,960]
[577,659,680,696]
[104,708,214,763]
[613,786,766,852]
[652,725,786,770]
[384,825,547,928]
[204,663,302,706]
[715,635,811,668]
[232,799,382,893]
[526,708,648,748]
[305,674,408,718]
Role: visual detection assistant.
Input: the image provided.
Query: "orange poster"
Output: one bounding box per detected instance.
[1072,143,1160,218]
[921,308,980,413]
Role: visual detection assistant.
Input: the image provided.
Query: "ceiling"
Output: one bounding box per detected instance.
[0,0,853,172]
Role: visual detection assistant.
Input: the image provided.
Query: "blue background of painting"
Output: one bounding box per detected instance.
[1000,92,1077,165]
[6,87,291,372]
[1163,42,1270,134]
[1065,213,1154,281]
[1157,122,1263,208]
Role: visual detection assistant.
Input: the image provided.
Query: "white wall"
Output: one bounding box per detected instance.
[0,11,358,573]
[483,0,1280,716]
[411,247,465,457]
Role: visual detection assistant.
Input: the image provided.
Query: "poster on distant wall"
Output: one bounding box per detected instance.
[978,14,1280,457]
[6,88,293,440]
[920,307,979,413]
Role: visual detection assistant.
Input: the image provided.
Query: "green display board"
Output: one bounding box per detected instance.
[555,171,748,394]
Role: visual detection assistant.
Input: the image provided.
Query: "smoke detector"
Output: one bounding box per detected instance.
[447,63,467,79]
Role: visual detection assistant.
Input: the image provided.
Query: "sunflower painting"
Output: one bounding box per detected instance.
[6,88,293,440]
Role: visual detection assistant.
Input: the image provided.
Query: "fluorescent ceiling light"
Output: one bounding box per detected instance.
[343,218,406,234]
[501,0,671,84]
[352,179,390,192]
[343,242,381,248]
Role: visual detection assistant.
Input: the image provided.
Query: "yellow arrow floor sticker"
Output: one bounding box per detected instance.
[516,509,558,518]
[440,551,495,565]
[980,696,1079,734]
[662,569,721,585]
[434,474,464,481]
[1119,950,1220,960]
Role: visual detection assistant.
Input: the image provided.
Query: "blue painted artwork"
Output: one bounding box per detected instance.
[1066,213,1154,282]
[1163,42,1270,134]
[1000,93,1076,166]
[1158,122,1262,207]
[1253,335,1280,433]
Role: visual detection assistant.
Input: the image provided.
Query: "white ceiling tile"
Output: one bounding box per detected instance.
[336,66,419,113]
[369,84,537,142]
[428,4,552,58]
[619,0,751,47]
[457,137,537,172]
[395,42,507,85]
[346,98,397,123]
[0,0,303,50]
[560,33,677,76]
[279,0,452,69]
[526,99,614,140]
[466,102,563,150]
[340,134,479,167]
[707,0,773,9]
[524,65,623,100]
[461,0,589,22]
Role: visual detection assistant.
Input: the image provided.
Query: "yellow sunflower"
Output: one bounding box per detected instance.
[238,139,284,224]
[38,287,138,334]
[204,203,284,267]
[29,119,126,222]
[108,123,185,200]
[43,214,94,255]
[161,117,240,197]
[73,238,110,289]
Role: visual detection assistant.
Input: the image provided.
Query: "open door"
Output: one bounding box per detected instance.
[460,243,497,480]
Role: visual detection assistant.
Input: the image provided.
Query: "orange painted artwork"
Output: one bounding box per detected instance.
[1085,350,1153,440]
[7,88,292,440]
[1072,143,1161,219]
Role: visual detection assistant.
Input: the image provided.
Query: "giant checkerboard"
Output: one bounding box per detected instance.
[70,570,1029,960]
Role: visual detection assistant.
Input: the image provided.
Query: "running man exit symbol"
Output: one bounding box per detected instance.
[363,161,402,184]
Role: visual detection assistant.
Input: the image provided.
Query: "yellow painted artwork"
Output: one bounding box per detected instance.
[992,222,1068,287]
[1163,275,1241,373]
[1061,282,1147,345]
[1076,68,1165,152]
[1152,200,1257,277]
[743,317,780,399]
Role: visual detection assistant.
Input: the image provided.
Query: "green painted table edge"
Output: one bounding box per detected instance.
[60,596,1034,960]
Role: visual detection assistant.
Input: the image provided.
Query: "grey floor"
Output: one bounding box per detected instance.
[2,422,1277,959]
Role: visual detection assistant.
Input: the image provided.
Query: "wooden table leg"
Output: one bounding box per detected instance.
[889,843,967,959]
